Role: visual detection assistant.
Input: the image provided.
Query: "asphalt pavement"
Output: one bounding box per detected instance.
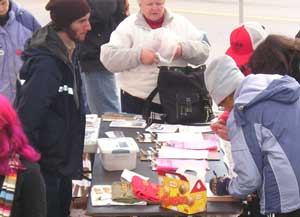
[18,0,300,62]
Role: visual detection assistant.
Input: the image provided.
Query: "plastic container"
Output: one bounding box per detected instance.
[97,137,139,171]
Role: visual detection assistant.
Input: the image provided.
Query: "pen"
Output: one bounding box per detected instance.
[213,170,218,177]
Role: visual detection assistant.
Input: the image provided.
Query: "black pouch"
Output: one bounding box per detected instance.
[143,65,213,124]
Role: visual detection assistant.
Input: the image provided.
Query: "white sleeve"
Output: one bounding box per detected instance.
[100,20,142,73]
[179,17,210,65]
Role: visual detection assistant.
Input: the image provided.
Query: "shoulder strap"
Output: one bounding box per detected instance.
[0,170,18,217]
[142,87,159,120]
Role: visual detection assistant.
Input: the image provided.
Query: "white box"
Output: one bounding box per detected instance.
[97,137,139,171]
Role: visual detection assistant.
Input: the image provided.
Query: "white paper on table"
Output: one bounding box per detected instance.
[178,125,212,133]
[156,133,217,150]
[155,132,203,142]
[158,146,209,159]
[156,158,209,171]
[145,123,179,133]
[105,131,125,138]
[121,169,149,182]
[109,120,147,128]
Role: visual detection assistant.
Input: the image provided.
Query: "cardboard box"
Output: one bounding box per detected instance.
[98,137,139,171]
[158,167,206,214]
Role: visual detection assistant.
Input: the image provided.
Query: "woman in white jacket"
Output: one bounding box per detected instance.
[101,0,210,114]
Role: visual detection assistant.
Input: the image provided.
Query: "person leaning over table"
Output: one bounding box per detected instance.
[213,34,300,142]
[100,0,210,115]
[210,21,267,141]
[205,55,300,217]
[211,34,300,142]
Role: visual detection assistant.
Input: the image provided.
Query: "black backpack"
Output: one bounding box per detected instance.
[143,65,213,124]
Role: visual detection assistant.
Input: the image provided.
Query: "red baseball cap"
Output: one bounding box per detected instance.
[226,22,267,69]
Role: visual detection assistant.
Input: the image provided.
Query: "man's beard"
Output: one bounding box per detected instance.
[65,27,85,43]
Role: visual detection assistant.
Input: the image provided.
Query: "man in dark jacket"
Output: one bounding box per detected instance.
[79,0,127,115]
[14,0,91,216]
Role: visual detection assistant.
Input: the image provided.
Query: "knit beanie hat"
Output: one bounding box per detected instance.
[205,55,245,105]
[45,0,91,29]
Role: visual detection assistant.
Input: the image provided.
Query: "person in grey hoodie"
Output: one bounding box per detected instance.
[205,55,300,217]
[0,0,40,103]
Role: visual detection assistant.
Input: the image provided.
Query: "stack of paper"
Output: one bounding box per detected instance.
[145,123,179,133]
[84,114,101,153]
[158,133,219,151]
[109,120,147,129]
[156,158,208,171]
[101,112,143,122]
[145,123,213,134]
[155,131,221,172]
[158,146,209,159]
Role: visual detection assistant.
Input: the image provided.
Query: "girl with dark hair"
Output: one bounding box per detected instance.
[249,34,300,82]
[0,95,46,217]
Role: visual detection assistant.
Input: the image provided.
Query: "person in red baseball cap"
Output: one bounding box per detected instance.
[226,22,267,76]
[15,1,91,217]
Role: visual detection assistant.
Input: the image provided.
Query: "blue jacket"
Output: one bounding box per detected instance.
[0,0,40,103]
[227,74,300,214]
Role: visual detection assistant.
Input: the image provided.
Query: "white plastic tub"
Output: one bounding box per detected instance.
[97,137,139,171]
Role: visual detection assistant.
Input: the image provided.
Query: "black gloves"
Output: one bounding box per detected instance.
[209,176,231,196]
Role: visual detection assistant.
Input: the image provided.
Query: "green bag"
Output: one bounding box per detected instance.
[111,181,141,204]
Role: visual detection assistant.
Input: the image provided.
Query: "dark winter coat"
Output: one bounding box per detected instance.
[79,0,127,72]
[15,23,86,178]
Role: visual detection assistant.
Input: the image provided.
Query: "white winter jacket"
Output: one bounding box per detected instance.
[100,9,210,103]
